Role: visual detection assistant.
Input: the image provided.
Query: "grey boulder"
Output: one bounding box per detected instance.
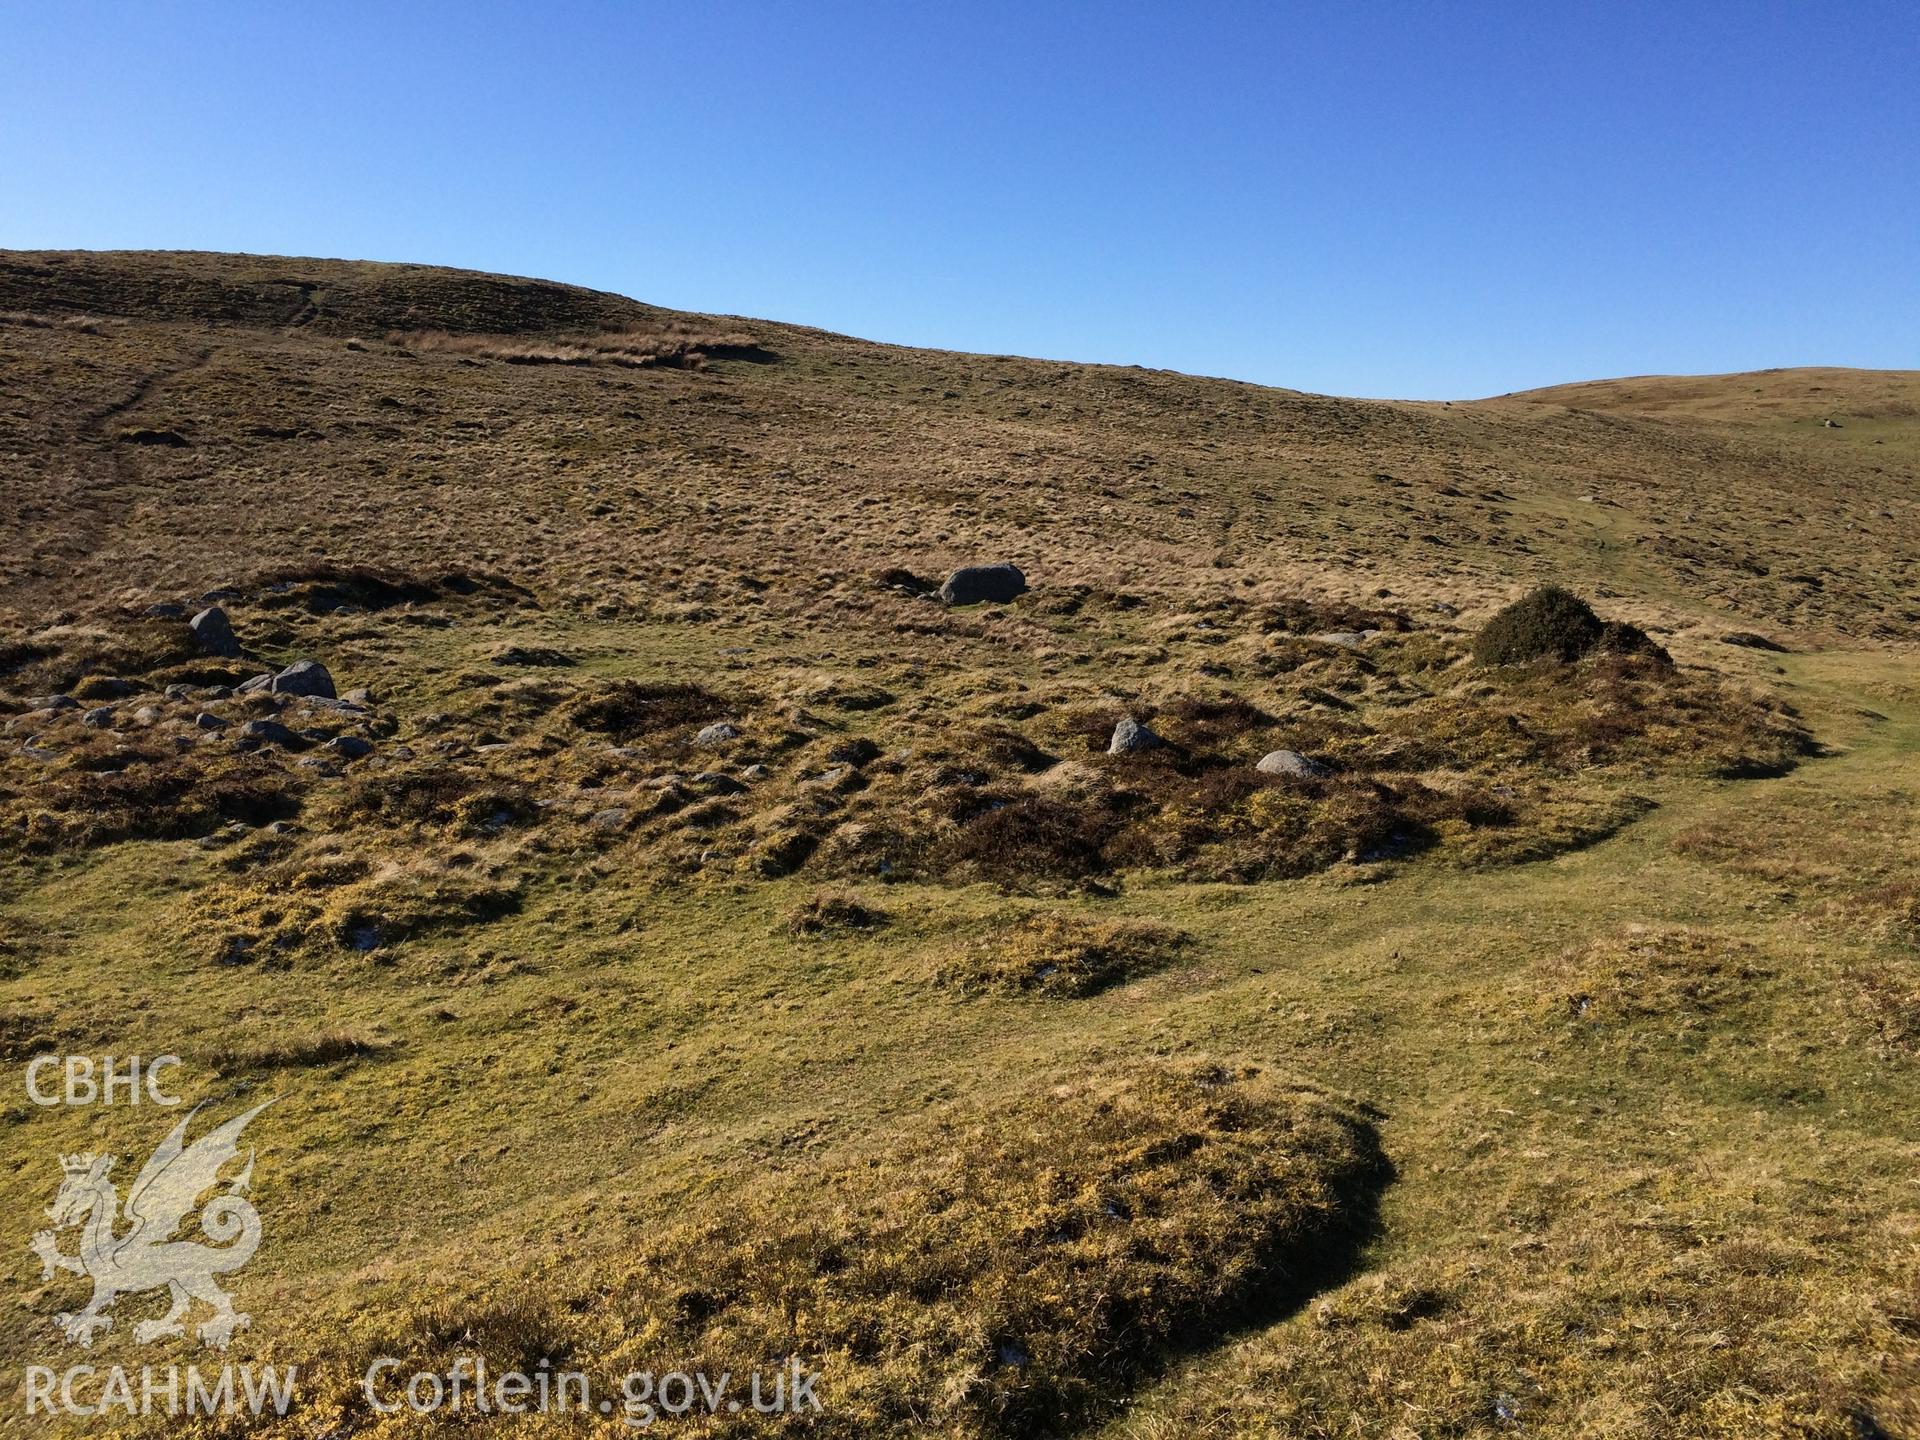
[939,563,1027,606]
[271,660,336,699]
[189,605,242,658]
[239,719,302,747]
[1256,749,1332,780]
[1108,716,1165,755]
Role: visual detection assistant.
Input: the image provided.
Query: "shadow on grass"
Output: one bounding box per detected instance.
[1106,1125,1397,1430]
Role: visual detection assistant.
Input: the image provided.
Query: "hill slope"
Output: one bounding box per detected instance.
[1,249,1915,645]
[0,252,1915,1439]
[1496,365,1920,425]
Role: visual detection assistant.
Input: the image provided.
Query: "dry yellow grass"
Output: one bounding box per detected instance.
[1494,366,1920,424]
[0,252,1915,1438]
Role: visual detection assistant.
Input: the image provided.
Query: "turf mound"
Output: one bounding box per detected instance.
[935,912,1189,997]
[269,1061,1386,1439]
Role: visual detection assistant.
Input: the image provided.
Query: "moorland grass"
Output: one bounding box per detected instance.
[0,254,1915,1439]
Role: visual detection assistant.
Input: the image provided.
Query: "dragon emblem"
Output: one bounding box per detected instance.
[30,1100,272,1349]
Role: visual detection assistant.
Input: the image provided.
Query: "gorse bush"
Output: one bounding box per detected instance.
[1472,585,1666,666]
[1472,585,1600,664]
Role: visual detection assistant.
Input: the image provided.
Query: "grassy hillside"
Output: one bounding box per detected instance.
[0,251,1914,1438]
[1496,367,1920,425]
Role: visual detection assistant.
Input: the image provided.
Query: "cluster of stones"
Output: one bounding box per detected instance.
[4,604,385,769]
[1106,715,1334,779]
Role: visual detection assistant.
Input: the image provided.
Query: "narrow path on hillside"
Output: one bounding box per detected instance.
[278,280,325,330]
[47,343,219,584]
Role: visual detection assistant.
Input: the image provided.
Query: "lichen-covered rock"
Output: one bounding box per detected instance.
[1256,749,1332,779]
[189,605,241,658]
[1108,716,1165,754]
[271,660,336,699]
[939,562,1027,606]
[240,718,302,747]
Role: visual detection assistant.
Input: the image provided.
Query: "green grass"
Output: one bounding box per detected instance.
[0,253,1916,1437]
[0,650,1912,1436]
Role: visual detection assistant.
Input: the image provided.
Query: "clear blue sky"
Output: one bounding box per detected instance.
[3,1,1914,398]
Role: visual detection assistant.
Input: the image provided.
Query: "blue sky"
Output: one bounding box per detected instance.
[3,1,1914,398]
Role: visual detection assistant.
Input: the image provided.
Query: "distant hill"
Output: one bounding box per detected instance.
[0,249,1914,645]
[0,247,682,336]
[1491,366,1920,425]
